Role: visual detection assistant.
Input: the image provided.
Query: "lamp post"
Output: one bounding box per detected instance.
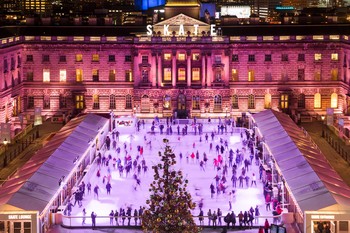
[3,138,8,167]
[109,110,114,132]
[133,106,137,116]
[225,105,228,118]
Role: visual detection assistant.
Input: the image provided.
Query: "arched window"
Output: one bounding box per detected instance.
[214,95,222,111]
[125,94,132,109]
[298,94,305,108]
[141,95,150,112]
[264,94,271,109]
[93,94,99,109]
[109,94,116,109]
[163,95,171,109]
[232,95,238,109]
[248,94,255,109]
[314,93,321,109]
[331,93,338,108]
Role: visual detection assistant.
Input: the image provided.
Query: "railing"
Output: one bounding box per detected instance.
[60,214,284,229]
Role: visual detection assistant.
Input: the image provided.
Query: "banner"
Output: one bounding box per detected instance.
[34,107,42,126]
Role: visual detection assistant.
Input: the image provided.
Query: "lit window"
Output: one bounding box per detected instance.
[43,69,50,82]
[163,95,171,109]
[314,70,321,81]
[280,94,288,109]
[248,70,255,82]
[178,53,186,61]
[75,95,84,109]
[125,70,133,82]
[76,69,83,82]
[331,93,338,108]
[92,69,99,82]
[314,93,321,109]
[192,96,200,110]
[163,68,172,81]
[76,54,83,62]
[178,68,186,81]
[264,94,271,109]
[314,53,322,61]
[331,68,338,80]
[231,69,238,81]
[192,53,200,61]
[164,53,171,61]
[59,69,66,82]
[93,94,99,109]
[192,68,200,81]
[92,54,99,62]
[331,53,338,61]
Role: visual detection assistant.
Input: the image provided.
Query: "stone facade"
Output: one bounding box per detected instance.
[1,15,350,128]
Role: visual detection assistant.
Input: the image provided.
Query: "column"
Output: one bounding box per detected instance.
[133,52,139,87]
[201,52,206,87]
[187,51,191,87]
[151,52,157,87]
[207,52,212,87]
[158,53,162,87]
[172,51,176,87]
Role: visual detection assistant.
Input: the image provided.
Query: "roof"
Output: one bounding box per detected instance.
[253,110,350,213]
[0,114,108,213]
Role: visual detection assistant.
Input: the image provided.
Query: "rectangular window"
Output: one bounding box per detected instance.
[178,53,186,61]
[265,54,272,62]
[298,69,305,81]
[59,69,66,82]
[215,55,221,63]
[192,96,200,110]
[164,53,171,61]
[331,53,338,61]
[26,55,33,62]
[232,95,238,109]
[11,57,15,70]
[75,95,84,109]
[76,69,83,82]
[27,96,34,109]
[232,54,239,62]
[281,54,288,61]
[108,55,115,62]
[248,95,255,109]
[231,69,238,81]
[163,68,172,81]
[314,53,322,61]
[281,94,289,109]
[43,69,50,82]
[92,54,99,62]
[110,95,116,109]
[192,68,200,81]
[248,70,255,81]
[125,70,133,82]
[298,94,305,108]
[298,54,305,61]
[178,68,186,81]
[142,55,149,63]
[3,59,8,73]
[331,68,338,80]
[92,69,99,81]
[27,72,33,81]
[42,55,50,62]
[248,55,255,62]
[59,55,66,63]
[125,55,132,62]
[192,53,200,61]
[109,70,115,81]
[76,54,83,62]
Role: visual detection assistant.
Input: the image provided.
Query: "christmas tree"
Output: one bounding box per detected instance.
[141,138,200,233]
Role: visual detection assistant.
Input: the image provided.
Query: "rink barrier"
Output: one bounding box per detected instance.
[60,214,284,229]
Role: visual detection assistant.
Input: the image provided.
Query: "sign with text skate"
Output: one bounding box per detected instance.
[146,13,216,36]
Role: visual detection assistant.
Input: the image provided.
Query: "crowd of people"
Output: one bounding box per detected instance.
[65,116,284,230]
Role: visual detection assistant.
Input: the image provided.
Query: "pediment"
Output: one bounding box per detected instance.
[154,13,208,27]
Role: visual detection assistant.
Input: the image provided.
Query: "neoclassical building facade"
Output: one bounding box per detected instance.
[1,14,350,131]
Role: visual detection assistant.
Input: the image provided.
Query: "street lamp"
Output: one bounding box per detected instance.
[133,106,137,116]
[109,110,114,132]
[225,105,228,118]
[3,138,8,167]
